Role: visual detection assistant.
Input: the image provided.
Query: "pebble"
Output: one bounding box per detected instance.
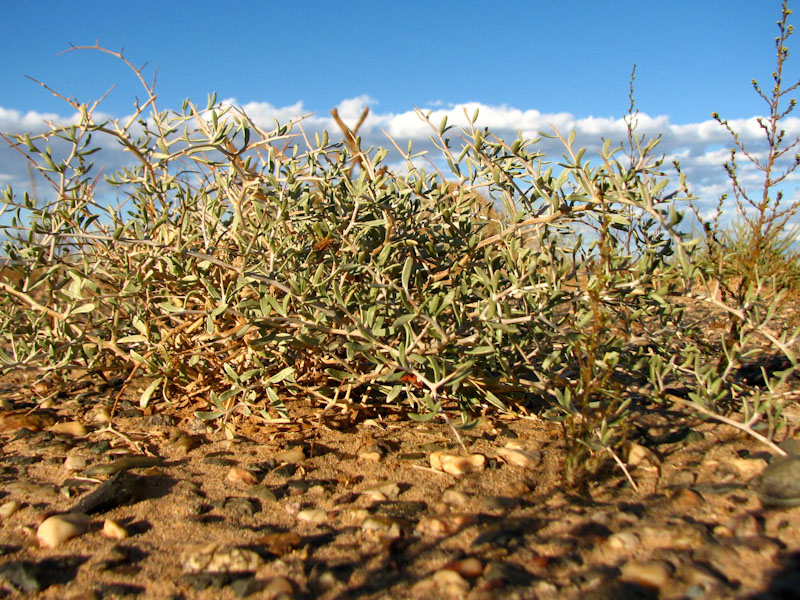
[69,471,144,514]
[262,575,294,599]
[730,457,768,480]
[274,449,305,463]
[758,456,800,507]
[639,525,703,551]
[253,531,302,556]
[0,561,43,593]
[249,485,278,503]
[230,576,263,598]
[670,487,705,509]
[413,569,470,598]
[171,432,195,455]
[442,489,471,507]
[64,455,88,472]
[102,518,128,540]
[0,500,21,519]
[297,508,327,524]
[430,452,485,475]
[226,467,258,485]
[358,451,382,462]
[222,497,258,518]
[666,470,697,487]
[361,515,403,537]
[442,556,483,578]
[0,412,53,433]
[361,481,400,501]
[496,442,541,469]
[730,513,761,538]
[37,513,91,548]
[416,513,477,536]
[432,569,470,596]
[50,421,88,437]
[606,531,639,552]
[182,544,263,573]
[91,407,111,424]
[626,442,660,469]
[619,560,673,588]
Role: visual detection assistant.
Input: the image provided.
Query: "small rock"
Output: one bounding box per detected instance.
[620,560,673,589]
[249,485,278,503]
[172,433,195,455]
[222,497,258,518]
[297,508,327,524]
[361,515,403,537]
[430,452,485,475]
[0,500,21,519]
[64,455,88,472]
[442,556,483,578]
[69,471,145,514]
[0,561,43,593]
[253,531,302,556]
[0,412,53,433]
[262,575,294,599]
[416,513,477,536]
[730,457,768,480]
[92,407,111,424]
[442,489,471,507]
[626,442,660,469]
[358,451,382,462]
[226,467,258,486]
[361,481,400,501]
[496,443,541,469]
[182,544,263,574]
[670,487,705,509]
[102,519,128,540]
[666,470,697,487]
[50,421,87,437]
[758,456,800,507]
[640,525,703,551]
[230,575,263,598]
[37,513,90,548]
[713,524,733,538]
[432,569,470,596]
[606,531,639,552]
[730,513,761,538]
[274,449,305,464]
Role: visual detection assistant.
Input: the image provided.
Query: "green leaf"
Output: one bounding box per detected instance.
[71,303,96,315]
[267,366,295,384]
[409,412,436,422]
[139,377,163,408]
[117,334,148,344]
[195,410,225,421]
[401,257,413,291]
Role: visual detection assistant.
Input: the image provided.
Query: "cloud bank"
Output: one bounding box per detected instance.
[2,96,799,232]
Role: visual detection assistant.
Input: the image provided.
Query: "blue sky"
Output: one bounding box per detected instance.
[0,0,781,120]
[1,0,799,224]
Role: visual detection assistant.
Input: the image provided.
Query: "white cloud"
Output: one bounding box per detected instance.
[3,98,800,233]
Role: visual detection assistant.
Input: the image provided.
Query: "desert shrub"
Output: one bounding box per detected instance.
[1,9,798,481]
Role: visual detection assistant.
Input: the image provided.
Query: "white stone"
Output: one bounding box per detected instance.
[102,519,128,540]
[64,455,87,472]
[37,513,90,548]
[0,500,21,519]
